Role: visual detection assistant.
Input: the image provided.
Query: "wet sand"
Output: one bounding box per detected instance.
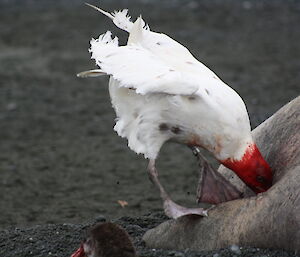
[0,0,299,256]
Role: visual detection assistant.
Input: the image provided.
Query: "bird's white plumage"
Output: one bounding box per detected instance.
[88,8,253,161]
[90,30,202,96]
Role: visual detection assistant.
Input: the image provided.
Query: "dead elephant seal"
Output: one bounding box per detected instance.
[143,96,300,251]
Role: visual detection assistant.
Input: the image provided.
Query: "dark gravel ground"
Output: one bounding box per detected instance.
[1,212,299,257]
[0,0,299,256]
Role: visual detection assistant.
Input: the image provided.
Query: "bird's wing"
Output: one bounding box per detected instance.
[135,26,221,82]
[89,17,222,96]
[85,4,214,79]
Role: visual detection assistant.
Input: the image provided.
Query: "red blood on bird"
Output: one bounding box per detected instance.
[221,143,272,193]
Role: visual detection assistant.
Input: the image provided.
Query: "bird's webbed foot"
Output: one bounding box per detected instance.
[148,159,208,219]
[192,147,243,204]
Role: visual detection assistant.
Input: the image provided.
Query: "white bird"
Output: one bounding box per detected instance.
[78,4,273,218]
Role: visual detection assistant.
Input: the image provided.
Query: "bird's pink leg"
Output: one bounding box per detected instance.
[192,148,243,204]
[148,159,208,219]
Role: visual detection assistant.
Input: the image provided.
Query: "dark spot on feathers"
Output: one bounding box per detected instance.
[105,53,116,58]
[156,74,165,79]
[205,89,210,95]
[171,126,181,134]
[188,96,196,100]
[186,61,195,65]
[159,123,169,131]
[169,69,175,72]
[133,112,138,118]
[156,42,161,45]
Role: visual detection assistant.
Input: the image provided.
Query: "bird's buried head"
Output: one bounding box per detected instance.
[221,144,273,193]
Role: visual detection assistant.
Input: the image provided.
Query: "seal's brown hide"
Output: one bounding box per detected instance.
[219,96,300,197]
[143,96,300,251]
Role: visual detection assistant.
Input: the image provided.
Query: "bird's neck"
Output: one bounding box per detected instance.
[220,143,272,193]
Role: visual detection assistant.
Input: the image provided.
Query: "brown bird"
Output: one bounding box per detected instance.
[71,222,137,257]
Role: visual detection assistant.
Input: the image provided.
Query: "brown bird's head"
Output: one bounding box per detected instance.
[71,222,137,257]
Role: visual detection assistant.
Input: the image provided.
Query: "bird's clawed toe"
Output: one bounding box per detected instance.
[163,198,209,219]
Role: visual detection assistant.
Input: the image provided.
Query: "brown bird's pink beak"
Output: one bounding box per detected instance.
[71,244,85,257]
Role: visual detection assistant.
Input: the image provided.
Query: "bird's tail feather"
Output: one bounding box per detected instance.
[127,16,145,44]
[86,3,133,32]
[77,69,106,78]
